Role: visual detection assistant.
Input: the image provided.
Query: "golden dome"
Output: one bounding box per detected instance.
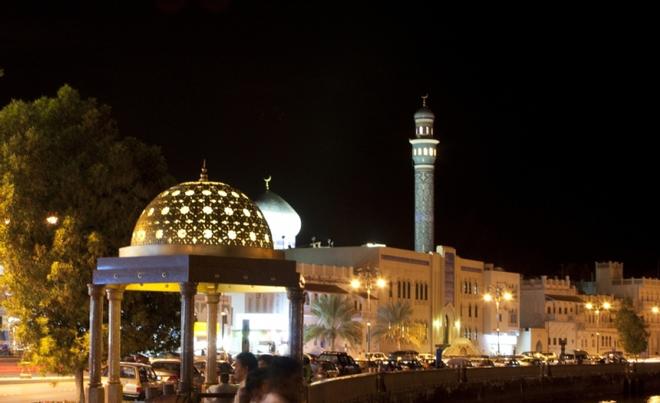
[130,180,273,249]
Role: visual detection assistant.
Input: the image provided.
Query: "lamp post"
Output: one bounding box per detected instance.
[649,306,659,357]
[351,266,386,353]
[585,301,611,355]
[483,287,513,356]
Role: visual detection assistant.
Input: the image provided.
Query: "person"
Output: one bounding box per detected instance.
[242,367,269,403]
[302,356,313,384]
[257,354,273,368]
[260,356,303,403]
[232,352,258,403]
[205,368,238,403]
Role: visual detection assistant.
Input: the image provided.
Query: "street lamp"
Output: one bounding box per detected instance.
[483,287,513,355]
[351,266,386,353]
[584,301,610,355]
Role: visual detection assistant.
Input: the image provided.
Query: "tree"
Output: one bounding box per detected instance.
[372,300,426,350]
[0,85,178,402]
[304,294,362,351]
[614,299,649,358]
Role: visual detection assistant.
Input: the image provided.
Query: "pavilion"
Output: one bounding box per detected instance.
[86,166,304,403]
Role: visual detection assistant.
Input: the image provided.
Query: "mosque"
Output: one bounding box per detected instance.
[183,97,521,358]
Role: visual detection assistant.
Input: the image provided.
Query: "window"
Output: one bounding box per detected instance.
[468,304,472,318]
[389,281,393,298]
[407,282,411,299]
[547,306,551,314]
[475,305,478,318]
[423,148,428,156]
[415,283,419,300]
[425,284,428,300]
[564,307,567,314]
[120,366,136,379]
[397,281,401,298]
[553,338,557,345]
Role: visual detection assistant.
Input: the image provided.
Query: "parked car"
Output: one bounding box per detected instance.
[471,357,495,367]
[389,350,424,370]
[418,353,436,367]
[101,362,162,400]
[504,359,521,367]
[519,356,543,367]
[312,361,340,381]
[446,357,472,368]
[365,352,388,362]
[600,351,627,364]
[559,353,576,364]
[316,351,361,376]
[150,358,204,387]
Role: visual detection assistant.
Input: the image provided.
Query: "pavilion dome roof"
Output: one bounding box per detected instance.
[130,175,273,249]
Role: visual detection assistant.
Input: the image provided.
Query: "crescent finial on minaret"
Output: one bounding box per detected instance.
[264,175,272,190]
[421,94,429,107]
[199,159,208,181]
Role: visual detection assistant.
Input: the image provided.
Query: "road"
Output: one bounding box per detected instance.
[0,380,77,402]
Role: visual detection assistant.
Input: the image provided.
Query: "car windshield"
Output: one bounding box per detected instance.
[338,355,353,365]
[319,355,338,363]
[139,367,158,382]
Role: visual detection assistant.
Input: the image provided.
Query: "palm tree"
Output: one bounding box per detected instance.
[372,300,425,350]
[304,294,363,350]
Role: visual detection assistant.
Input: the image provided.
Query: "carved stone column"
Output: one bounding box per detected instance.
[106,287,124,403]
[287,287,305,363]
[179,282,198,396]
[204,292,220,388]
[87,284,105,403]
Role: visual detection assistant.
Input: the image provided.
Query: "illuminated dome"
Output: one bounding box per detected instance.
[255,181,301,250]
[130,174,273,250]
[414,107,435,120]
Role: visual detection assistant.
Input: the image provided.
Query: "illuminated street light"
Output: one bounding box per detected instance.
[351,266,386,353]
[46,215,59,225]
[652,306,660,315]
[483,286,515,355]
[584,300,611,354]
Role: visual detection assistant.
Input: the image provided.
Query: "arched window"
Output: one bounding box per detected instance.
[468,304,472,318]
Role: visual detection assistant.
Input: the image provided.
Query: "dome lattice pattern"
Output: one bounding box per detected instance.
[131,181,273,248]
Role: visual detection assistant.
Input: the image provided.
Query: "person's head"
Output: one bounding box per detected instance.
[234,352,258,383]
[245,368,269,402]
[265,356,303,403]
[258,354,273,368]
[220,372,230,384]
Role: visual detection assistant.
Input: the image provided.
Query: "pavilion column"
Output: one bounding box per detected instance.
[87,284,105,403]
[179,282,198,396]
[204,292,220,388]
[287,287,305,363]
[106,286,124,403]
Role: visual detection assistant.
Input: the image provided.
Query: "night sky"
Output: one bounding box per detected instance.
[1,2,657,279]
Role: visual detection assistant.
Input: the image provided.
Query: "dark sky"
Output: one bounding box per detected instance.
[1,1,657,278]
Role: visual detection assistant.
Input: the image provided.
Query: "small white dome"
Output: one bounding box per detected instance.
[255,190,301,249]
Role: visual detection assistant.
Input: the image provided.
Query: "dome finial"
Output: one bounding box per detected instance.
[264,175,272,191]
[199,159,208,181]
[421,94,429,108]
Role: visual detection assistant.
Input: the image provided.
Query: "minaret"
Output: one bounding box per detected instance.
[410,95,439,252]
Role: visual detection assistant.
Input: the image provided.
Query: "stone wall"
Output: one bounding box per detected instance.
[306,363,660,403]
